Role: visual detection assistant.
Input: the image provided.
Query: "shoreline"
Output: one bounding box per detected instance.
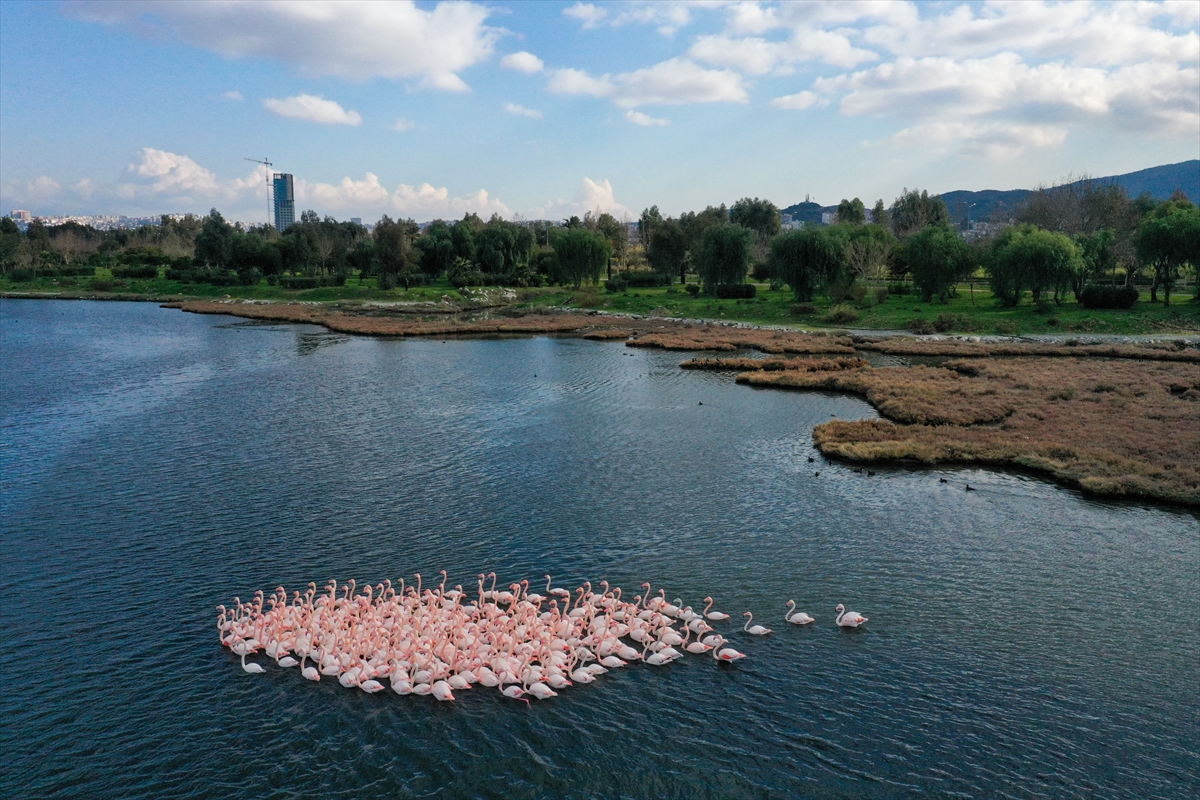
[6,295,1197,507]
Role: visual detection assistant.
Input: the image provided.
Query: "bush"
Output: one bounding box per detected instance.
[875,287,889,305]
[821,304,858,324]
[278,275,320,289]
[829,283,849,303]
[685,283,700,296]
[887,282,911,296]
[791,302,817,316]
[7,268,34,281]
[751,262,771,281]
[606,276,629,293]
[111,264,159,280]
[90,279,115,292]
[715,283,757,299]
[907,318,936,334]
[265,274,278,286]
[1079,285,1138,309]
[620,270,667,288]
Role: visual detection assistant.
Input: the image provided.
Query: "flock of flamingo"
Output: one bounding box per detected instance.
[216,572,869,703]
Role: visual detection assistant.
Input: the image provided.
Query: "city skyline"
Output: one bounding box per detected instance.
[2,1,1197,223]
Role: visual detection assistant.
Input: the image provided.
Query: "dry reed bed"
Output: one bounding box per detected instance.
[852,336,1200,363]
[681,356,868,372]
[627,327,855,354]
[740,358,1200,505]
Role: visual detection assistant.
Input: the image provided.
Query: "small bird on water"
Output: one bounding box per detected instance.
[814,471,821,477]
[807,457,815,463]
[965,484,976,491]
[939,478,948,483]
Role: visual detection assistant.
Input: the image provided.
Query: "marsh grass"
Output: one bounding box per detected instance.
[741,358,1200,505]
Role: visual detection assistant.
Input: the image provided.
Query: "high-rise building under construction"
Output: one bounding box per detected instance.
[272,173,294,231]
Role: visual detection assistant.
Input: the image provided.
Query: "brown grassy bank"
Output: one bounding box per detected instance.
[626,327,855,354]
[739,358,1200,506]
[681,356,868,373]
[852,336,1200,363]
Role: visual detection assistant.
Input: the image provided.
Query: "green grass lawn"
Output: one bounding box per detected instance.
[4,271,1197,335]
[527,280,1200,335]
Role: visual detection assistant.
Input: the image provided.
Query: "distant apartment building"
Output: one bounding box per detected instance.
[272,173,295,231]
[9,210,31,222]
[350,217,362,226]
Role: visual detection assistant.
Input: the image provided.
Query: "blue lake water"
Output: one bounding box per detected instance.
[1,298,1197,799]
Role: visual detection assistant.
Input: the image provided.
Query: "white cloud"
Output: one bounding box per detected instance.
[391,184,510,219]
[769,91,821,110]
[129,147,219,194]
[3,175,62,203]
[223,90,244,101]
[534,177,632,220]
[66,0,499,92]
[263,94,363,126]
[548,58,747,108]
[71,178,96,198]
[690,29,876,73]
[391,118,416,132]
[500,51,544,73]
[625,110,669,126]
[299,172,391,209]
[504,103,543,119]
[563,2,607,29]
[884,121,1069,160]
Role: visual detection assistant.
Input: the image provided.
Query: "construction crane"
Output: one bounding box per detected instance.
[244,157,273,228]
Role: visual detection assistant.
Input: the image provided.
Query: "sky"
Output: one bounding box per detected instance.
[1,0,1197,224]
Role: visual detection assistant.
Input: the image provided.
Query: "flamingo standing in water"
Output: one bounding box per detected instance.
[784,601,815,625]
[835,604,868,628]
[743,612,773,635]
[709,636,746,662]
[702,597,730,621]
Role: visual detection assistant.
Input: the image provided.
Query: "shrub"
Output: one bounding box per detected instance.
[907,318,936,334]
[1047,317,1060,327]
[279,275,321,290]
[606,276,629,293]
[685,283,700,296]
[378,272,398,290]
[751,262,771,281]
[8,268,33,282]
[1079,285,1138,309]
[791,302,817,316]
[111,264,159,280]
[994,320,1018,335]
[888,282,911,296]
[822,304,858,324]
[90,279,115,292]
[715,283,757,299]
[265,274,278,286]
[849,284,869,306]
[620,270,666,288]
[875,287,889,305]
[829,283,849,303]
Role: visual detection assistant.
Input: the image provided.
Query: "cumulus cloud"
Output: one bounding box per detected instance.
[129,147,219,194]
[264,94,363,125]
[563,1,693,35]
[625,110,669,126]
[500,51,544,73]
[548,58,747,108]
[66,0,499,91]
[690,29,876,72]
[391,117,416,132]
[3,175,63,203]
[504,103,543,119]
[223,90,244,101]
[71,178,96,199]
[884,121,1069,160]
[534,177,631,220]
[769,91,822,110]
[389,184,510,219]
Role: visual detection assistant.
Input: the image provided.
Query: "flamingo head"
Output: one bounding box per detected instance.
[835,604,845,613]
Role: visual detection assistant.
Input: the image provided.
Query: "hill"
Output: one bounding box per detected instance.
[788,160,1200,226]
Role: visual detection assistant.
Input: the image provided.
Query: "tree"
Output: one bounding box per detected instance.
[346,238,376,283]
[373,215,419,288]
[1074,228,1117,295]
[835,198,866,225]
[0,218,22,271]
[870,199,890,230]
[730,197,781,237]
[193,209,234,269]
[415,221,455,277]
[901,223,973,302]
[638,206,663,249]
[839,223,896,282]
[1136,199,1200,307]
[769,227,844,302]
[696,224,752,292]
[589,212,628,275]
[986,225,1081,306]
[678,205,727,275]
[890,189,950,238]
[646,219,686,283]
[553,228,610,288]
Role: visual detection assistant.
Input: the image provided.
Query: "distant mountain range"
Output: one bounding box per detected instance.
[782,160,1199,226]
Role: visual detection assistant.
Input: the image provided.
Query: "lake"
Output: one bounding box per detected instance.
[1,299,1197,799]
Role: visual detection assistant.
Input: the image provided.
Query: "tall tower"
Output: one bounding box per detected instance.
[272,173,295,231]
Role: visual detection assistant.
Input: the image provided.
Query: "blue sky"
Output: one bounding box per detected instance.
[2,1,1197,223]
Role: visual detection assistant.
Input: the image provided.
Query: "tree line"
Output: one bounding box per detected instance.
[2,181,1196,305]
